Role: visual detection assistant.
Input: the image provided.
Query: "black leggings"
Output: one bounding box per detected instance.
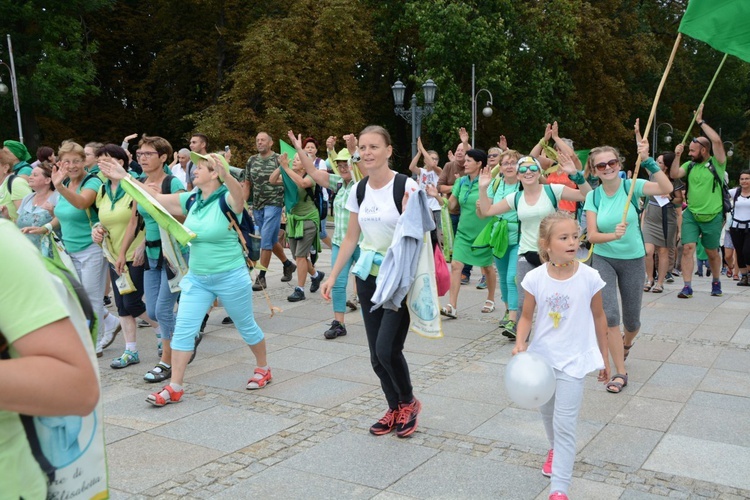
[356,274,414,409]
[730,227,750,269]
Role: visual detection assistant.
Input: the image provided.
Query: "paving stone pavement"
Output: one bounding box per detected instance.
[99,250,750,499]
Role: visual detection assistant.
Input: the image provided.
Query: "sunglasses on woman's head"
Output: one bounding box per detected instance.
[517,164,540,174]
[594,159,619,171]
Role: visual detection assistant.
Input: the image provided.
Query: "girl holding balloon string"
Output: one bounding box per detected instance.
[511,211,609,500]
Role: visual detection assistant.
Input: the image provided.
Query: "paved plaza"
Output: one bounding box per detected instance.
[100,249,750,499]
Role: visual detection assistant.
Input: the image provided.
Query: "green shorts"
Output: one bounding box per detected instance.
[681,210,722,249]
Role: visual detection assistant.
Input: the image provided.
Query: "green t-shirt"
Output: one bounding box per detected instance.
[136,175,185,259]
[179,189,245,274]
[292,177,318,217]
[0,174,32,222]
[506,184,565,254]
[12,161,33,177]
[0,220,70,500]
[487,177,520,245]
[97,181,145,262]
[54,174,103,253]
[583,179,646,259]
[681,156,727,217]
[245,153,284,209]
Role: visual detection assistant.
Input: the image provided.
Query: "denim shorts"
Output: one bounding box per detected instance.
[254,205,283,250]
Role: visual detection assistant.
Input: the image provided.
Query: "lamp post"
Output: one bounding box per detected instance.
[723,141,734,158]
[652,122,673,156]
[0,34,23,143]
[471,64,493,148]
[391,78,437,158]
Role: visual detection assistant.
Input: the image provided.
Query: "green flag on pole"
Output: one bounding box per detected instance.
[278,140,300,213]
[679,0,750,62]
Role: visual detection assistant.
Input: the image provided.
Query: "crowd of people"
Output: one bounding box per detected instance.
[1,103,739,500]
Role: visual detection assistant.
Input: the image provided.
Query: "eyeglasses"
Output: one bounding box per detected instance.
[500,161,515,167]
[488,154,499,158]
[136,151,159,159]
[61,159,83,165]
[517,165,540,174]
[594,159,619,171]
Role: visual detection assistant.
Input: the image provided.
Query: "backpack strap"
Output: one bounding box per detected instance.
[543,184,558,210]
[7,174,16,195]
[185,192,198,213]
[161,174,175,195]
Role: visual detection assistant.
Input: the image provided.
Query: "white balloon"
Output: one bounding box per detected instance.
[504,351,556,409]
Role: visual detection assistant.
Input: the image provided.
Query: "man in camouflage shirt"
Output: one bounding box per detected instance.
[244,132,296,290]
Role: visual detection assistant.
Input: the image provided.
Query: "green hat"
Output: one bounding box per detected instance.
[190,151,231,181]
[3,140,31,162]
[333,149,352,163]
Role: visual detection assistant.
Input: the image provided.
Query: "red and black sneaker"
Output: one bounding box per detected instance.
[369,408,399,436]
[395,398,421,438]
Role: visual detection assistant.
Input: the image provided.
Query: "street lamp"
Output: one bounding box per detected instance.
[652,122,673,156]
[391,78,437,158]
[0,34,23,143]
[471,64,493,148]
[724,141,734,158]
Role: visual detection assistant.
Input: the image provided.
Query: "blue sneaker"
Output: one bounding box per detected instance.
[110,349,140,369]
[711,281,723,297]
[677,286,693,299]
[476,275,487,290]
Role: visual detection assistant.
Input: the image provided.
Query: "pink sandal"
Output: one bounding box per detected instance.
[146,385,184,407]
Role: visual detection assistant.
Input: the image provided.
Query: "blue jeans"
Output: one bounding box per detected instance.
[254,205,283,250]
[144,258,180,341]
[494,244,519,311]
[331,244,360,314]
[172,266,263,351]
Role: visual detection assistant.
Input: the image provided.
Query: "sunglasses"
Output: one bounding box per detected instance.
[517,164,540,174]
[594,159,619,171]
[692,137,709,148]
[488,153,499,158]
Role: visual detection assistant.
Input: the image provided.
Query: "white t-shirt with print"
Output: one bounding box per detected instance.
[417,168,441,211]
[345,174,419,255]
[521,262,606,379]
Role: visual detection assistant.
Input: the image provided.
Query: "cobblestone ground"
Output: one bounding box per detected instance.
[101,254,750,499]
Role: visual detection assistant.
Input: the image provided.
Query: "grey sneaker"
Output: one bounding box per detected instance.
[324,320,347,339]
[252,275,267,291]
[310,271,325,293]
[288,287,306,302]
[281,261,297,282]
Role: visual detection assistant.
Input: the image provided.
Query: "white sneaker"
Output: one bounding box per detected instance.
[98,313,121,352]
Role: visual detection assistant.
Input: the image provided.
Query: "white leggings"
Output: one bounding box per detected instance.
[70,243,108,338]
[539,369,585,495]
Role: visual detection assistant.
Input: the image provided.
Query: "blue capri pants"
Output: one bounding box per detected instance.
[331,244,360,314]
[171,265,264,351]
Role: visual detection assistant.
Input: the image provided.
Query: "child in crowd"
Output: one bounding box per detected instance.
[512,211,609,500]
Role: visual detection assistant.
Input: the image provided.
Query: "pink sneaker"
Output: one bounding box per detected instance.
[549,492,568,500]
[542,449,553,477]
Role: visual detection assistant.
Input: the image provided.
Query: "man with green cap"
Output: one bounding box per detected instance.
[3,140,33,178]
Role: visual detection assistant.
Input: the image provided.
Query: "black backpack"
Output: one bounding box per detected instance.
[6,173,17,194]
[305,182,328,221]
[356,173,409,214]
[185,192,260,267]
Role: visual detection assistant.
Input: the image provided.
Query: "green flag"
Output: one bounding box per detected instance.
[120,177,196,246]
[279,140,299,212]
[679,0,750,62]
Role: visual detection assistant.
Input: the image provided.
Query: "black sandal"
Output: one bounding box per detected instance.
[606,373,628,394]
[144,362,172,383]
[623,342,635,360]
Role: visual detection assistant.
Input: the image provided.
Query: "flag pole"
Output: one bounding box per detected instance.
[679,52,729,145]
[622,33,682,224]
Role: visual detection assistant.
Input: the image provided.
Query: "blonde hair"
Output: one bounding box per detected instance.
[585,146,620,178]
[57,140,85,160]
[538,211,577,263]
[499,149,522,164]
